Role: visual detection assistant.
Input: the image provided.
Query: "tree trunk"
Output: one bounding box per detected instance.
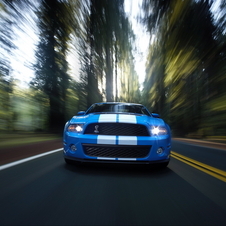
[105,45,114,102]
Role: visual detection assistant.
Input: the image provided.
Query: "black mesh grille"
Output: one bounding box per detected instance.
[84,123,150,136]
[83,144,151,158]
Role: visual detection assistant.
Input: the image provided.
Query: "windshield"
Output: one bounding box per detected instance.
[86,103,151,116]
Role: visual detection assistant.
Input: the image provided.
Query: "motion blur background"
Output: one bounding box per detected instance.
[0,0,225,137]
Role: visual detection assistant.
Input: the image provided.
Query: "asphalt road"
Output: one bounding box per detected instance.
[0,140,226,225]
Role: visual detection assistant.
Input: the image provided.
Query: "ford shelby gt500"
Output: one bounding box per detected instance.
[63,102,171,167]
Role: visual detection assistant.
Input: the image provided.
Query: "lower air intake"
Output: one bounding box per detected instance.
[83,144,151,158]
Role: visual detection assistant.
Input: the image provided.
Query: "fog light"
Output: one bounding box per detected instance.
[157,148,164,155]
[70,144,77,152]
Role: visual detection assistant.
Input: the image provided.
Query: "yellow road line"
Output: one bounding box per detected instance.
[171,151,226,182]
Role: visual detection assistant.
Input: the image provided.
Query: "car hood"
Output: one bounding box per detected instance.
[69,113,166,126]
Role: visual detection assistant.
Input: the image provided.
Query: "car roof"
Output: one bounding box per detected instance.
[94,102,143,106]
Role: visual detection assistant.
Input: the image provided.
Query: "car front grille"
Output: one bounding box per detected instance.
[83,144,151,158]
[84,123,150,136]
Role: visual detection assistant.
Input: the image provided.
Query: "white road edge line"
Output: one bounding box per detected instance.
[0,148,63,171]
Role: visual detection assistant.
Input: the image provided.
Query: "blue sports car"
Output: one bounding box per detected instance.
[63,102,171,167]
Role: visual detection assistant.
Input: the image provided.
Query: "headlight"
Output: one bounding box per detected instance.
[151,126,168,135]
[67,124,84,133]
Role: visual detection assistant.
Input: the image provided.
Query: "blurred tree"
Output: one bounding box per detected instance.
[141,0,170,115]
[76,0,140,106]
[202,0,226,135]
[0,0,34,131]
[31,0,74,132]
[94,0,120,102]
[10,85,49,131]
[0,2,13,130]
[77,0,103,107]
[164,0,217,135]
[117,16,141,103]
[142,0,218,136]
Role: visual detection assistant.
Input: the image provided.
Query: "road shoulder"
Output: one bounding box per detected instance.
[173,138,226,151]
[0,138,62,165]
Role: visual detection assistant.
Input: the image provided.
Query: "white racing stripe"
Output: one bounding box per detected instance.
[97,157,116,160]
[118,136,137,145]
[97,157,137,161]
[97,135,138,145]
[97,135,116,144]
[98,114,138,123]
[118,114,137,123]
[98,114,117,122]
[118,158,137,161]
[0,148,63,171]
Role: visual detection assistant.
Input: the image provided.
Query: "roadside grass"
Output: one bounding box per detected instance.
[205,136,226,140]
[0,132,61,148]
[180,135,226,144]
[204,136,226,144]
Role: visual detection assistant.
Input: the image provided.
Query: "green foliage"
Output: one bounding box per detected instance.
[142,0,226,136]
[65,83,80,120]
[77,0,140,106]
[11,87,49,131]
[31,0,74,131]
[0,83,49,132]
[0,0,26,131]
[0,79,13,130]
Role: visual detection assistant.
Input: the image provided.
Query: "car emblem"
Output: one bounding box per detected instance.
[94,125,99,133]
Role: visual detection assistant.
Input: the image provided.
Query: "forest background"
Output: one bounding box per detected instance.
[1,0,226,138]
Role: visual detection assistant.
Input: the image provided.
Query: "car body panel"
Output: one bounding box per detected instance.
[63,103,171,166]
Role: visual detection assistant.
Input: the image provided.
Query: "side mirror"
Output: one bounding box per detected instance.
[152,113,160,118]
[77,111,85,116]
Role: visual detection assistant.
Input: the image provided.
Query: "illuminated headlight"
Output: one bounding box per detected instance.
[151,126,168,135]
[67,124,84,133]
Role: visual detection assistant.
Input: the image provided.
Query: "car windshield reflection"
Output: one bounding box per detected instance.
[86,103,151,116]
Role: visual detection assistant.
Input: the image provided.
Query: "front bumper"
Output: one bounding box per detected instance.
[63,132,171,164]
[64,156,170,165]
